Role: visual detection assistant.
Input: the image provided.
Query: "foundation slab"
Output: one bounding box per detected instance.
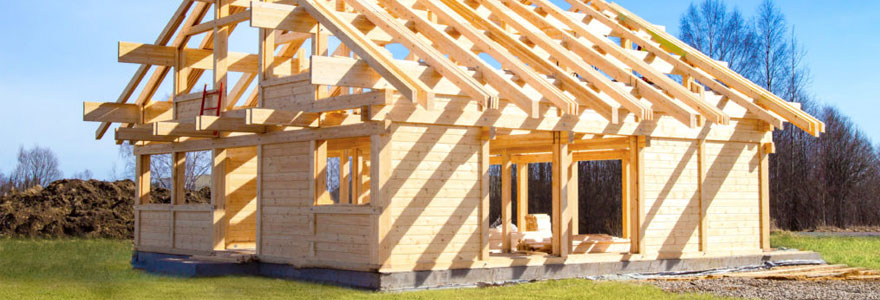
[131,250,823,291]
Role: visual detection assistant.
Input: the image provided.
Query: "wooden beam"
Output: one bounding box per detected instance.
[133,122,389,155]
[697,139,707,252]
[214,0,230,108]
[136,154,152,205]
[154,121,217,137]
[250,1,396,44]
[245,108,320,127]
[340,150,350,204]
[297,0,434,108]
[186,9,251,36]
[196,115,267,133]
[116,127,178,142]
[84,102,140,123]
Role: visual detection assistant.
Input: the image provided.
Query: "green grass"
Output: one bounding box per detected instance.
[771,232,880,270]
[0,238,721,300]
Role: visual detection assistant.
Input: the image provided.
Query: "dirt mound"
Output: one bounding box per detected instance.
[0,179,213,239]
[0,179,136,238]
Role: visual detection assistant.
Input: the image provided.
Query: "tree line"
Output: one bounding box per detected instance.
[0,145,91,195]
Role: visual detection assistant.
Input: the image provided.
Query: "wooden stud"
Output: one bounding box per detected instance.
[172,152,186,205]
[759,140,771,251]
[516,163,528,234]
[479,127,491,260]
[314,139,331,205]
[501,150,512,253]
[340,150,351,204]
[370,132,392,267]
[697,139,708,252]
[551,131,571,257]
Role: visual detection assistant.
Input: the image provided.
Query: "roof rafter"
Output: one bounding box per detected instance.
[295,0,435,108]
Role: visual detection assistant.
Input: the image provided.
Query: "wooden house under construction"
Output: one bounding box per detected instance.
[83,0,825,290]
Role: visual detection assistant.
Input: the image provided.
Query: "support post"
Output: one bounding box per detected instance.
[134,154,151,247]
[370,132,392,268]
[314,140,331,204]
[759,141,771,251]
[634,137,647,254]
[501,150,512,253]
[552,131,571,257]
[213,0,230,108]
[479,127,491,260]
[621,156,631,239]
[516,163,528,232]
[340,150,350,204]
[258,18,275,107]
[697,139,708,252]
[172,152,186,205]
[352,148,362,204]
[212,148,227,251]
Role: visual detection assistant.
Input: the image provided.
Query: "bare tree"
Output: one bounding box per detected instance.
[184,151,212,190]
[72,169,94,180]
[9,145,63,190]
[753,0,790,95]
[117,143,212,190]
[679,0,758,77]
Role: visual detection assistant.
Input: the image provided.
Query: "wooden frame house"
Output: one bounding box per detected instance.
[83,0,824,290]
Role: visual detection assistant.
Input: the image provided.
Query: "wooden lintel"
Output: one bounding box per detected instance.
[116,127,177,142]
[153,121,217,137]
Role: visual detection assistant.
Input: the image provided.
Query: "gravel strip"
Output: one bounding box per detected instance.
[648,278,880,300]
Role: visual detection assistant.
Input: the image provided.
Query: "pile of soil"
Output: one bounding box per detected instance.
[0,179,212,239]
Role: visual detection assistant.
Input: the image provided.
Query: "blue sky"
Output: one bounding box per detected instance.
[0,1,877,179]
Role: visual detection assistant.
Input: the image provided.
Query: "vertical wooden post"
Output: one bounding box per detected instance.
[635,137,647,254]
[370,132,392,268]
[516,163,528,232]
[136,155,152,205]
[759,142,771,251]
[172,152,186,205]
[256,144,263,255]
[314,140,331,205]
[213,0,229,107]
[312,24,329,100]
[352,148,362,204]
[697,139,708,252]
[340,150,350,204]
[258,15,275,107]
[552,132,571,257]
[212,148,228,251]
[501,150,512,252]
[479,127,491,260]
[135,154,151,247]
[570,159,579,236]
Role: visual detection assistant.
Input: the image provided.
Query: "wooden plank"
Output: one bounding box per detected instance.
[154,121,217,137]
[83,102,141,123]
[314,139,331,205]
[214,0,230,109]
[297,0,433,108]
[697,139,707,252]
[371,132,392,267]
[172,152,186,205]
[186,9,251,36]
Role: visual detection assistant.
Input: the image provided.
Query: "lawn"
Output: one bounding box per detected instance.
[770,231,880,270]
[0,238,721,299]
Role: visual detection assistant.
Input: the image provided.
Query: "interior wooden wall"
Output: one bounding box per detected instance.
[383,124,483,268]
[225,146,258,248]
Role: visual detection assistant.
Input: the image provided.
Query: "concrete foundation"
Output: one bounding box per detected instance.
[132,251,823,291]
